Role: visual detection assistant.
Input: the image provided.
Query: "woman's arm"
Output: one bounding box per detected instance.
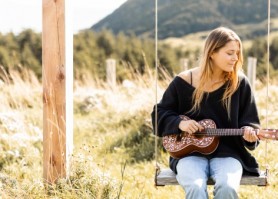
[151,78,182,137]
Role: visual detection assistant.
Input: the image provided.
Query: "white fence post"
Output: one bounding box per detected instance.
[106,59,116,87]
[247,57,257,91]
[179,58,188,72]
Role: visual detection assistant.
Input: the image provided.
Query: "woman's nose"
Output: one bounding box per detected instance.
[232,54,238,61]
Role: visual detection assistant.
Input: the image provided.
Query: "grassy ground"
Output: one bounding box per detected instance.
[0,69,278,198]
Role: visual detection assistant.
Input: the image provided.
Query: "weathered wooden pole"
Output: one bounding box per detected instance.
[179,58,188,72]
[247,56,257,91]
[42,0,69,184]
[106,58,116,87]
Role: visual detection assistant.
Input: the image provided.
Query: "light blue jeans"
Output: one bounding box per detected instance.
[176,156,243,199]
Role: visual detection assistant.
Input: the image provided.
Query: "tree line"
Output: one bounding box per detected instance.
[0,29,42,79]
[0,29,278,82]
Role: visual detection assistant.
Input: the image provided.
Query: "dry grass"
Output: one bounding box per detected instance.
[0,68,277,198]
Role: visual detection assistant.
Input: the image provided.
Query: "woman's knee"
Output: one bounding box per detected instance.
[186,182,206,192]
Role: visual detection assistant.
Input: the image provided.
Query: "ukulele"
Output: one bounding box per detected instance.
[163,115,278,159]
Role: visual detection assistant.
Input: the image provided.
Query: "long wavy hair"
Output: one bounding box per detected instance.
[191,27,243,118]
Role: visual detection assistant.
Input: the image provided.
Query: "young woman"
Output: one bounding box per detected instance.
[152,27,260,199]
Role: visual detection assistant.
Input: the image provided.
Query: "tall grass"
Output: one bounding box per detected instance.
[0,67,278,198]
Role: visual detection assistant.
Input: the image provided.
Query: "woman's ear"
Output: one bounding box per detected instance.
[210,52,214,59]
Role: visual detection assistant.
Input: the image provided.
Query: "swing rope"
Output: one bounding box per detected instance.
[154,0,160,186]
[264,0,271,177]
[154,0,271,185]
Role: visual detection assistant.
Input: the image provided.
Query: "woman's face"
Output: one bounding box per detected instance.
[210,40,240,73]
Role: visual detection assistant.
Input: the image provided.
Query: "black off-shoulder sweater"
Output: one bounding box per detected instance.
[151,74,261,176]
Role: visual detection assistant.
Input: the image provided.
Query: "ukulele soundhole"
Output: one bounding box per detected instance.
[163,119,217,154]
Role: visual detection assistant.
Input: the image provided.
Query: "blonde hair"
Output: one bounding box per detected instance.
[191,27,243,117]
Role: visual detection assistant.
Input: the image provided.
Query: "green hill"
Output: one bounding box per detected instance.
[91,0,278,39]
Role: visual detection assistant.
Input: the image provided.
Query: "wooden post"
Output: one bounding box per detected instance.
[42,0,67,184]
[106,59,116,87]
[247,57,257,91]
[179,58,188,72]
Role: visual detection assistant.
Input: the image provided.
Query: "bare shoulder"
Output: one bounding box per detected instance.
[178,67,200,84]
[178,70,191,83]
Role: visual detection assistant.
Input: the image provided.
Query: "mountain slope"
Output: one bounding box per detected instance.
[91,0,278,39]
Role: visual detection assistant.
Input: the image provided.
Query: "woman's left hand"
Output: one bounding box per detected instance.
[242,126,259,143]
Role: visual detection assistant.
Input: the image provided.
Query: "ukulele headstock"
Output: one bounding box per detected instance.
[259,129,278,140]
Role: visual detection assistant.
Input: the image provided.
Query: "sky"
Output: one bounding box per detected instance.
[0,0,127,34]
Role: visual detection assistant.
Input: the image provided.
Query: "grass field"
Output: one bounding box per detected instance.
[0,68,277,198]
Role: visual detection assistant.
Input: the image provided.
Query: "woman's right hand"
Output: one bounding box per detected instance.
[178,119,204,135]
